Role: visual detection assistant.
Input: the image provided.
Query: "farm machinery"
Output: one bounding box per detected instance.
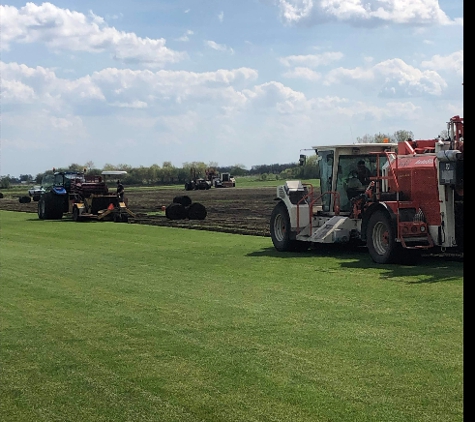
[204,168,236,188]
[184,167,236,190]
[37,169,136,222]
[270,115,464,264]
[185,168,212,190]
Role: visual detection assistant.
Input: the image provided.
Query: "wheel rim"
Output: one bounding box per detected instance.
[273,213,286,242]
[372,221,389,256]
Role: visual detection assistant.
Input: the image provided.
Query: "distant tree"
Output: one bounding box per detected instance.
[374,132,391,143]
[356,134,375,143]
[176,167,189,184]
[161,162,177,183]
[116,164,132,172]
[85,161,95,171]
[19,174,33,182]
[35,172,45,184]
[67,163,84,171]
[0,176,11,189]
[230,164,247,177]
[439,129,448,140]
[393,130,414,142]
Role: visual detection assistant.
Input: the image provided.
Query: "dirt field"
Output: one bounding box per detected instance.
[1,186,464,261]
[0,186,278,237]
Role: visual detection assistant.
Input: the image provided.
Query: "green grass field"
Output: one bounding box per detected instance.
[0,211,463,421]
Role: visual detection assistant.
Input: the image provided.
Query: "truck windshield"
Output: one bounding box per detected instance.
[336,155,388,212]
[41,174,55,190]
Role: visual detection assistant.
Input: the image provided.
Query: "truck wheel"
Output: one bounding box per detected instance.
[270,202,308,252]
[367,210,400,264]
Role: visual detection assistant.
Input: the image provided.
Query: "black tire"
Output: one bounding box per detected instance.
[173,195,192,207]
[72,206,82,222]
[366,210,400,264]
[32,195,41,201]
[187,203,207,220]
[39,193,64,220]
[0,192,4,199]
[49,195,64,220]
[38,197,46,219]
[166,203,187,220]
[270,202,308,252]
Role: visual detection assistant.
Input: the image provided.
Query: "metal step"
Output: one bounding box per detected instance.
[299,216,353,244]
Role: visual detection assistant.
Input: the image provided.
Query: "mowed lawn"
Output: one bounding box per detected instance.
[0,211,463,422]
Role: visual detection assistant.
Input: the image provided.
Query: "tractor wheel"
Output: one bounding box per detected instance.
[49,195,64,220]
[187,203,207,220]
[366,210,400,264]
[38,197,46,219]
[173,195,192,207]
[270,202,308,252]
[72,206,82,222]
[38,193,63,220]
[166,203,187,220]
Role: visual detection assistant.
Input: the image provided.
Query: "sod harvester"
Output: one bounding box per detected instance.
[270,115,463,264]
[37,170,136,222]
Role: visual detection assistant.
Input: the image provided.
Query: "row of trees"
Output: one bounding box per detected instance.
[356,130,414,143]
[3,128,438,188]
[0,158,320,188]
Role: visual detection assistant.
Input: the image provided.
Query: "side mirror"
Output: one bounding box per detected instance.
[299,154,306,166]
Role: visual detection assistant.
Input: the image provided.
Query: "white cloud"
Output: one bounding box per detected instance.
[1,62,258,113]
[205,40,234,54]
[0,3,186,67]
[279,51,343,67]
[325,58,448,97]
[243,81,312,114]
[276,0,459,26]
[176,30,194,42]
[218,11,224,22]
[283,67,321,81]
[421,51,463,77]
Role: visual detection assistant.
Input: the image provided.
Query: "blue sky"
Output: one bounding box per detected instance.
[1,0,463,177]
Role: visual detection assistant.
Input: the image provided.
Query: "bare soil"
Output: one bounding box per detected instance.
[0,187,277,237]
[1,186,463,263]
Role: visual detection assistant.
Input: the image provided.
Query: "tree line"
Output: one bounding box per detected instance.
[2,128,436,189]
[0,158,320,189]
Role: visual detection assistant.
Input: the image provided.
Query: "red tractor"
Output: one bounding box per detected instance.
[270,116,463,264]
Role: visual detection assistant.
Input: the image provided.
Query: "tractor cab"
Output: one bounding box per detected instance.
[312,143,397,214]
[40,171,86,193]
